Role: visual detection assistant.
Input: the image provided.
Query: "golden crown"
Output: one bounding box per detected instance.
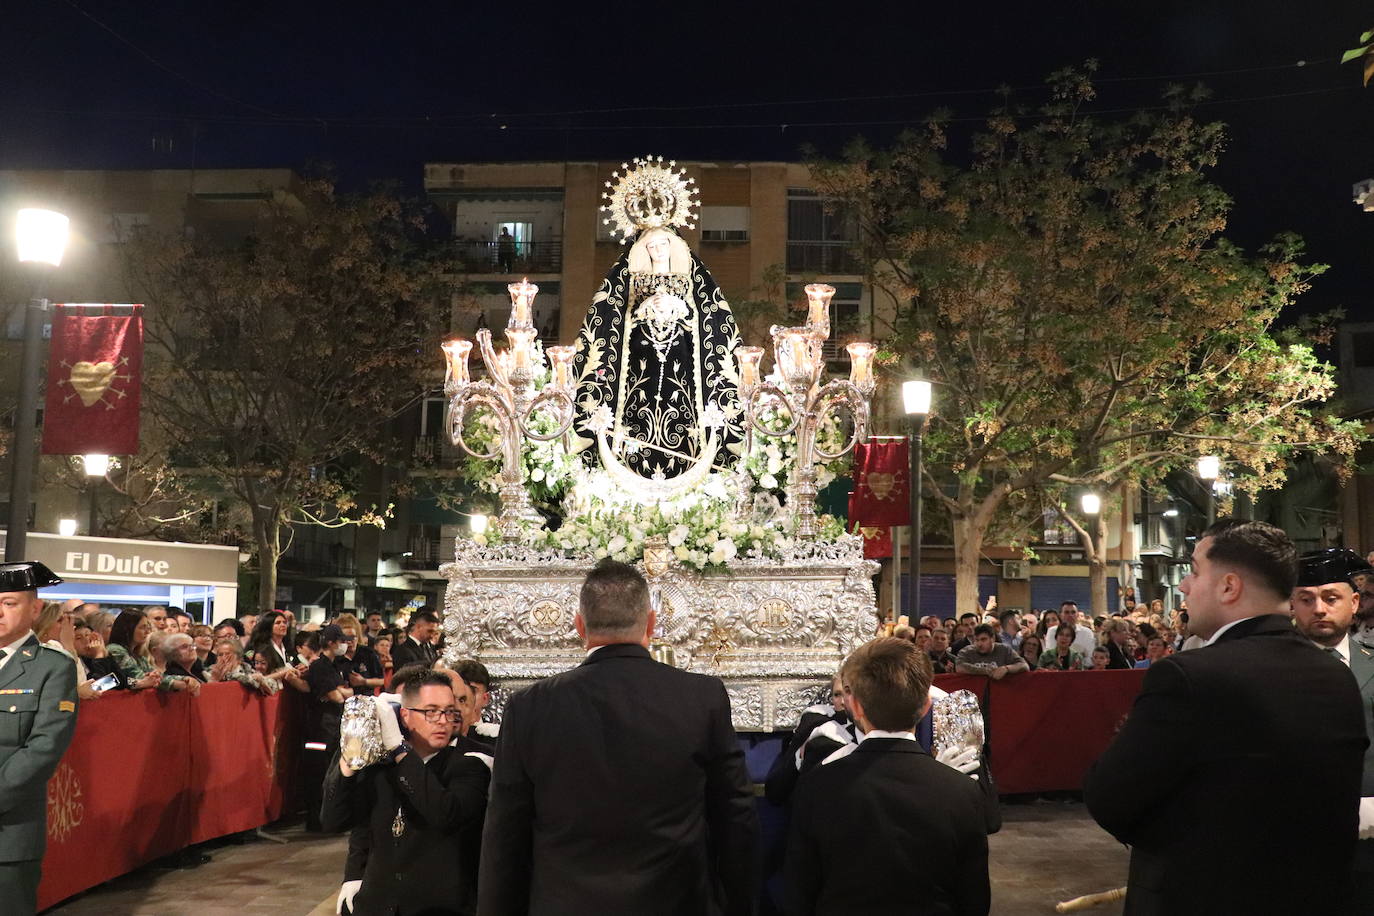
[600,156,699,243]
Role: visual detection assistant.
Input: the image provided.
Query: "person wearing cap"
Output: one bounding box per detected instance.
[0,561,79,915]
[1085,520,1367,915]
[1292,547,1374,913]
[298,624,354,832]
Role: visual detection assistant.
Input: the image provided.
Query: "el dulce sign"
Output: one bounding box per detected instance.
[25,533,240,587]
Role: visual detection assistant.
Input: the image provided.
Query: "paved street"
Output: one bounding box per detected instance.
[46,802,1127,915]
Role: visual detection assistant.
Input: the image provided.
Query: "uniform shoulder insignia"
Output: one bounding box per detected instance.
[58,700,76,713]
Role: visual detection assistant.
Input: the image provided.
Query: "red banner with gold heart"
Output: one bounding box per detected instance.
[40,305,144,455]
[850,438,910,527]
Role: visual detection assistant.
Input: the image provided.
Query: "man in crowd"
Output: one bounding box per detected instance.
[0,562,79,915]
[950,612,979,653]
[392,609,440,669]
[167,608,192,633]
[997,609,1021,649]
[323,667,491,916]
[1291,547,1374,912]
[1045,601,1096,657]
[237,613,257,646]
[1133,636,1168,669]
[913,625,933,652]
[784,637,990,915]
[362,611,387,647]
[928,627,956,674]
[1085,520,1367,914]
[214,619,243,643]
[955,624,1029,680]
[452,659,498,745]
[479,559,757,916]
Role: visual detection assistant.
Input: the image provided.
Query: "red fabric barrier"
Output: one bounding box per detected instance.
[38,685,298,911]
[934,669,1146,795]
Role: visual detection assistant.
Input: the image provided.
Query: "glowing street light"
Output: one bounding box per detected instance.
[1081,492,1101,516]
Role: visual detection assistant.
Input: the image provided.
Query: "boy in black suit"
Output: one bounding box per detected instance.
[784,637,990,916]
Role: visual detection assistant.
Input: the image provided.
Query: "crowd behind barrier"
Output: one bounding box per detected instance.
[37,686,300,912]
[36,664,1143,910]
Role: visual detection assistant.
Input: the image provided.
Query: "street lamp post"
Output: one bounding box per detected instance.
[5,208,69,561]
[83,454,109,536]
[902,378,932,623]
[1196,455,1220,527]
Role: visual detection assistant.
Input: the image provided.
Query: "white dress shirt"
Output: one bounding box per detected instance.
[1202,615,1263,647]
[0,630,34,676]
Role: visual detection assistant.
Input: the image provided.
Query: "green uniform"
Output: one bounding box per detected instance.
[0,635,79,916]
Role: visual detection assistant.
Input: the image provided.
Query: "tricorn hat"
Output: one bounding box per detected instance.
[0,561,64,592]
[1295,548,1374,589]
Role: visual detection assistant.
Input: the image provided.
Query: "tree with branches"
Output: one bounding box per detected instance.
[122,180,451,611]
[812,65,1364,616]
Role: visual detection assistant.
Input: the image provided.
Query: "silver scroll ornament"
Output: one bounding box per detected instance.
[930,689,985,760]
[340,696,387,770]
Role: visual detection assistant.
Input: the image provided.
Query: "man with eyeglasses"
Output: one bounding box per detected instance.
[323,667,491,916]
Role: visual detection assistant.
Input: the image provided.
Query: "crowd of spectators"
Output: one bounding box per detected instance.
[889,595,1195,675]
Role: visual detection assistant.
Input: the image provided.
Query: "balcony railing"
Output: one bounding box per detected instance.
[411,435,467,470]
[786,241,862,275]
[458,239,562,274]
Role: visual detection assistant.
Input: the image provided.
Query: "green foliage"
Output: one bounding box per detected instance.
[811,66,1364,606]
[121,179,453,608]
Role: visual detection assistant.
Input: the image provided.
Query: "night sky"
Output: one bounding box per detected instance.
[4,0,1372,316]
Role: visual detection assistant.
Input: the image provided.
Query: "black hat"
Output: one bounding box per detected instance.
[1295,548,1374,589]
[0,561,64,592]
[319,623,347,643]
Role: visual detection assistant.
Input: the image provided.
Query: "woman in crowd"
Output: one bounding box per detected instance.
[85,609,115,644]
[334,613,385,696]
[297,626,353,832]
[191,624,217,671]
[373,634,394,689]
[1133,623,1158,662]
[161,634,205,692]
[246,611,307,691]
[1039,624,1085,670]
[208,637,278,694]
[1035,610,1060,641]
[1102,618,1136,669]
[107,609,193,692]
[1018,634,1044,671]
[37,601,109,700]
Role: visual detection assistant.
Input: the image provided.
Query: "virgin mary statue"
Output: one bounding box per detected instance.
[571,158,741,480]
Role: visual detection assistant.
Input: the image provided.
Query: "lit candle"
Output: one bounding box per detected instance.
[737,346,764,391]
[785,329,814,378]
[441,339,472,386]
[547,345,576,388]
[507,327,536,370]
[508,278,538,328]
[804,284,835,335]
[846,341,875,389]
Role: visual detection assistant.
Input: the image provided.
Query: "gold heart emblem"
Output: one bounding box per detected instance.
[69,361,116,407]
[867,472,897,500]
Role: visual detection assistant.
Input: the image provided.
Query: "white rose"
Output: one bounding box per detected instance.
[674,545,690,560]
[760,473,778,490]
[668,525,690,547]
[607,535,627,554]
[531,467,546,482]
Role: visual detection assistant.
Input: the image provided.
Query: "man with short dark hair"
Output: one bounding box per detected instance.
[954,624,1028,680]
[479,559,757,916]
[323,667,491,916]
[214,618,243,641]
[996,609,1020,649]
[452,659,499,745]
[784,638,989,915]
[0,562,79,915]
[1045,601,1096,657]
[928,627,956,674]
[363,611,386,647]
[1086,520,1368,914]
[392,610,440,670]
[1292,547,1374,913]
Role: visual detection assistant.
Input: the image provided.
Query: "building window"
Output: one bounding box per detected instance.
[1040,508,1082,547]
[786,189,860,274]
[700,206,750,242]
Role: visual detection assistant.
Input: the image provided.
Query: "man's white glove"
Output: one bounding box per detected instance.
[336,880,362,915]
[936,744,980,778]
[1359,797,1374,839]
[373,696,404,752]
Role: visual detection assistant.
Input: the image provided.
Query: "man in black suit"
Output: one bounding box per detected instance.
[478,559,757,916]
[1085,520,1368,915]
[1290,547,1374,914]
[783,637,990,915]
[322,667,490,916]
[390,609,440,670]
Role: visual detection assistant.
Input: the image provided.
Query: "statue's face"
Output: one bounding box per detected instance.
[646,234,672,269]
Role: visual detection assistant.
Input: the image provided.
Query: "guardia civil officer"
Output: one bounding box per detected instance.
[0,561,80,915]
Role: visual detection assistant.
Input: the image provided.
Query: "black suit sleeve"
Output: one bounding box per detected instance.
[1083,657,1194,844]
[343,821,370,883]
[704,679,760,916]
[477,690,535,916]
[391,749,489,831]
[781,777,821,916]
[320,753,360,834]
[764,712,827,805]
[953,785,992,916]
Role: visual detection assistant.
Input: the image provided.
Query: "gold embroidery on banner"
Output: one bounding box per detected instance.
[47,763,84,842]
